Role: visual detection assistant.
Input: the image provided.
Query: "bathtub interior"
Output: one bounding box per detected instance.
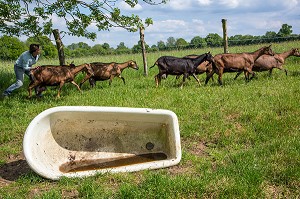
[24,108,180,179]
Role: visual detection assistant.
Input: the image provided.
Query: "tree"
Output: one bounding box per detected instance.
[91,44,106,55]
[166,37,176,48]
[67,42,90,50]
[77,42,91,50]
[205,33,222,47]
[68,48,90,57]
[260,31,277,43]
[26,36,57,58]
[102,43,113,54]
[67,43,79,50]
[132,40,150,53]
[149,44,159,52]
[229,34,243,46]
[66,42,92,58]
[190,36,207,48]
[277,24,293,37]
[264,31,277,38]
[175,38,188,49]
[0,35,27,60]
[0,0,166,39]
[102,43,111,50]
[116,42,131,54]
[0,0,167,63]
[157,40,166,50]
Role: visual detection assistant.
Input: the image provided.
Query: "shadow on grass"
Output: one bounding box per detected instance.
[289,71,300,77]
[0,71,15,92]
[0,159,31,182]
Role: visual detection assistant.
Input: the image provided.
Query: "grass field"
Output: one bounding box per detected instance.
[0,41,300,198]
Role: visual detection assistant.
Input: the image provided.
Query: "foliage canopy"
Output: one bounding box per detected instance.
[0,0,167,40]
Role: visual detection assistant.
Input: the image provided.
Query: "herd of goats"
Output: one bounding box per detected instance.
[28,45,300,98]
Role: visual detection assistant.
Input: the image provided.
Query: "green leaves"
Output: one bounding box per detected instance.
[125,0,139,8]
[0,0,167,40]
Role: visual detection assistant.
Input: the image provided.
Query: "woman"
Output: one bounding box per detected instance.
[2,44,41,97]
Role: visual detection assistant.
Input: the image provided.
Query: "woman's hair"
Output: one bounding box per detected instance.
[29,44,40,54]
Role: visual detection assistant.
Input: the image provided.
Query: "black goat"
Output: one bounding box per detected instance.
[150,52,213,88]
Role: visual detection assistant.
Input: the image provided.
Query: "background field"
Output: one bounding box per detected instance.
[0,41,299,198]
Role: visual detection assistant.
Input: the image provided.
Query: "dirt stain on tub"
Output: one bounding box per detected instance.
[59,152,167,173]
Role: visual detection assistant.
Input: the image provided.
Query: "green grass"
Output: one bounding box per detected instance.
[0,41,300,198]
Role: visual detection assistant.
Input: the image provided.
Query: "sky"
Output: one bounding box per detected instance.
[51,0,300,48]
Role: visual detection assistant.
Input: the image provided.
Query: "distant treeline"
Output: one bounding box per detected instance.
[0,24,298,61]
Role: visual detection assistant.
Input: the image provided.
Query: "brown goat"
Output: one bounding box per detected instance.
[79,60,138,88]
[234,48,300,79]
[28,63,93,98]
[205,45,274,85]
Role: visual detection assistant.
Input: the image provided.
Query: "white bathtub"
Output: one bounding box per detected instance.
[23,106,181,180]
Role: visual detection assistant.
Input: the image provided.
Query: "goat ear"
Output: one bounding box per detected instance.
[268,44,272,48]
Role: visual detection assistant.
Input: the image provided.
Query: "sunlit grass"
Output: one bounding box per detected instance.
[0,41,300,198]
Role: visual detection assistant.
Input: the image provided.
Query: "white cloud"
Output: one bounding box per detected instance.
[250,19,283,30]
[167,0,193,10]
[219,0,240,9]
[147,20,187,33]
[118,1,143,11]
[191,19,207,35]
[281,0,299,9]
[50,15,65,29]
[197,0,213,6]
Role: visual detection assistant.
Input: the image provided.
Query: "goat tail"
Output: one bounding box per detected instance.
[149,61,157,69]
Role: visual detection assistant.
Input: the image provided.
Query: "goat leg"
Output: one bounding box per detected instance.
[218,72,223,86]
[244,71,249,81]
[277,65,288,76]
[154,75,160,87]
[120,76,125,85]
[234,71,243,80]
[250,72,256,80]
[70,81,82,93]
[216,67,223,86]
[180,73,187,89]
[205,70,215,85]
[109,76,114,86]
[218,76,223,86]
[268,69,273,76]
[88,78,96,88]
[79,74,93,88]
[28,87,33,98]
[28,82,39,98]
[245,69,255,81]
[57,82,65,98]
[192,73,201,86]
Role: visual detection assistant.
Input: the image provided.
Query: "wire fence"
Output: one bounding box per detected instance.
[156,35,300,51]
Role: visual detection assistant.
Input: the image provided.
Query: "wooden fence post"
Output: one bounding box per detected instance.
[140,27,148,76]
[222,19,229,53]
[52,29,66,65]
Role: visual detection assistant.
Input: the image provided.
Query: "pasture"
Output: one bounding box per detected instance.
[0,41,300,198]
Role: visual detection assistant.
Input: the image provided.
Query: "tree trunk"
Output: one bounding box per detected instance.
[140,27,148,76]
[222,19,229,53]
[52,29,66,65]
